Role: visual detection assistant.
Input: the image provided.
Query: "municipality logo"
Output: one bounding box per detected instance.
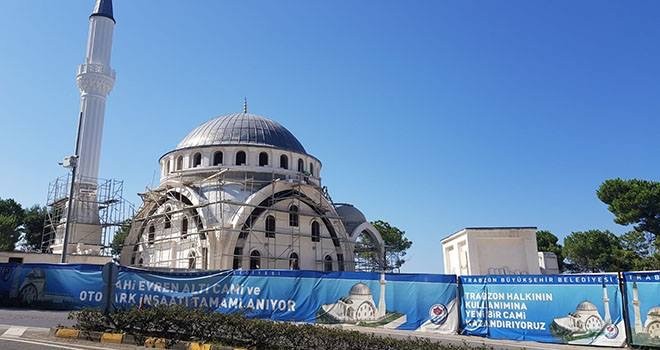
[603,324,619,339]
[429,304,449,325]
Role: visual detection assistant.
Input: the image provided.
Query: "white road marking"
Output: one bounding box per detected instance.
[0,336,120,350]
[1,326,27,337]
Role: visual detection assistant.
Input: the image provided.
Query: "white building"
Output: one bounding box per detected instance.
[441,227,541,275]
[120,109,385,271]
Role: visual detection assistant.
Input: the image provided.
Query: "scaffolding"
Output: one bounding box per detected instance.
[125,168,384,272]
[41,174,135,255]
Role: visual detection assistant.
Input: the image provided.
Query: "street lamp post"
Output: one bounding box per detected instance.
[60,112,84,264]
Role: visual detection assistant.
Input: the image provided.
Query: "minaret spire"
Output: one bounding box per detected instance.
[91,0,115,23]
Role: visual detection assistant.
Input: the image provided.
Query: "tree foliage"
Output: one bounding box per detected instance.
[562,230,625,272]
[0,198,24,251]
[21,205,47,251]
[597,178,660,247]
[371,220,412,271]
[111,219,132,256]
[618,230,659,271]
[536,230,564,271]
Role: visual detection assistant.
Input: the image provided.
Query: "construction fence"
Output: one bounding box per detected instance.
[0,263,658,348]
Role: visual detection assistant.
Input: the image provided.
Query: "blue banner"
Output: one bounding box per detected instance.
[0,263,105,310]
[113,267,459,333]
[460,274,625,347]
[622,271,660,347]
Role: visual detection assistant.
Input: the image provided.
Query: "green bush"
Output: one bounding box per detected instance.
[69,306,474,350]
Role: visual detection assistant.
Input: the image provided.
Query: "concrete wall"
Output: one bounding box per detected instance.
[441,227,541,275]
[538,251,560,275]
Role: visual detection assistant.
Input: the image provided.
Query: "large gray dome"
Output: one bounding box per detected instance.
[177,113,307,154]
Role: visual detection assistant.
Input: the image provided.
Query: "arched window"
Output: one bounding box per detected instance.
[311,221,320,242]
[213,151,223,166]
[164,207,172,229]
[181,216,188,239]
[232,247,243,269]
[188,251,196,269]
[280,154,288,169]
[176,156,183,170]
[148,225,155,245]
[324,255,333,272]
[259,152,268,166]
[250,250,261,270]
[289,252,299,270]
[192,153,202,167]
[265,215,275,238]
[289,205,299,227]
[309,162,314,176]
[131,245,138,265]
[297,159,304,172]
[236,151,246,165]
[165,160,171,175]
[138,258,144,267]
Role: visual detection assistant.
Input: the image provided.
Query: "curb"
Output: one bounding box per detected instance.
[52,327,246,350]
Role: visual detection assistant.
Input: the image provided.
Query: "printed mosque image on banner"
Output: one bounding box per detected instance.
[318,273,390,324]
[630,282,660,342]
[120,106,385,272]
[550,283,625,344]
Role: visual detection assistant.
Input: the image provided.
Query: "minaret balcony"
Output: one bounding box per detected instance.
[77,63,116,79]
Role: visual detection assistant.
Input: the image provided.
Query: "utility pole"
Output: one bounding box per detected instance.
[60,112,84,263]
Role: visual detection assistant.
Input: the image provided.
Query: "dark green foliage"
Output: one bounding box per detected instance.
[110,219,132,256]
[371,220,413,271]
[70,306,471,350]
[536,230,564,271]
[597,178,660,248]
[0,198,24,251]
[562,230,625,272]
[22,205,47,251]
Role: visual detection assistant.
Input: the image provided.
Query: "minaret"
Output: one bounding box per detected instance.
[76,0,115,185]
[602,283,612,324]
[632,282,644,333]
[377,273,386,318]
[53,0,116,255]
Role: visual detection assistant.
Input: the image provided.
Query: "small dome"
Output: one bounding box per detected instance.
[349,283,372,296]
[576,301,597,312]
[335,204,367,234]
[177,113,306,154]
[648,306,660,317]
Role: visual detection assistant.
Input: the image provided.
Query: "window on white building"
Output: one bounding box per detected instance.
[259,152,268,166]
[265,215,275,238]
[280,154,288,169]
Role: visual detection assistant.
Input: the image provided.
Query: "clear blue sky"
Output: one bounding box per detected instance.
[1,1,658,273]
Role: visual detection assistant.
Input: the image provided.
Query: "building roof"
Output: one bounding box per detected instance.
[176,112,307,154]
[440,226,538,243]
[90,0,114,23]
[335,204,367,234]
[576,301,598,312]
[349,283,372,296]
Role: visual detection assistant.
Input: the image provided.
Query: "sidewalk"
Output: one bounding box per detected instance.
[340,325,627,350]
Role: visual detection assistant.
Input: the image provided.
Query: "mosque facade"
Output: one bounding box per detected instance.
[119,110,385,271]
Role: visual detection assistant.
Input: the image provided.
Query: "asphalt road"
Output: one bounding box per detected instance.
[0,308,73,328]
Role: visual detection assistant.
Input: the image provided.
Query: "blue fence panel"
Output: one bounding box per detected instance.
[622,271,660,347]
[112,266,459,333]
[460,274,625,347]
[0,263,104,310]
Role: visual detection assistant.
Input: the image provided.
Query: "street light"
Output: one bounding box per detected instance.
[60,112,83,264]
